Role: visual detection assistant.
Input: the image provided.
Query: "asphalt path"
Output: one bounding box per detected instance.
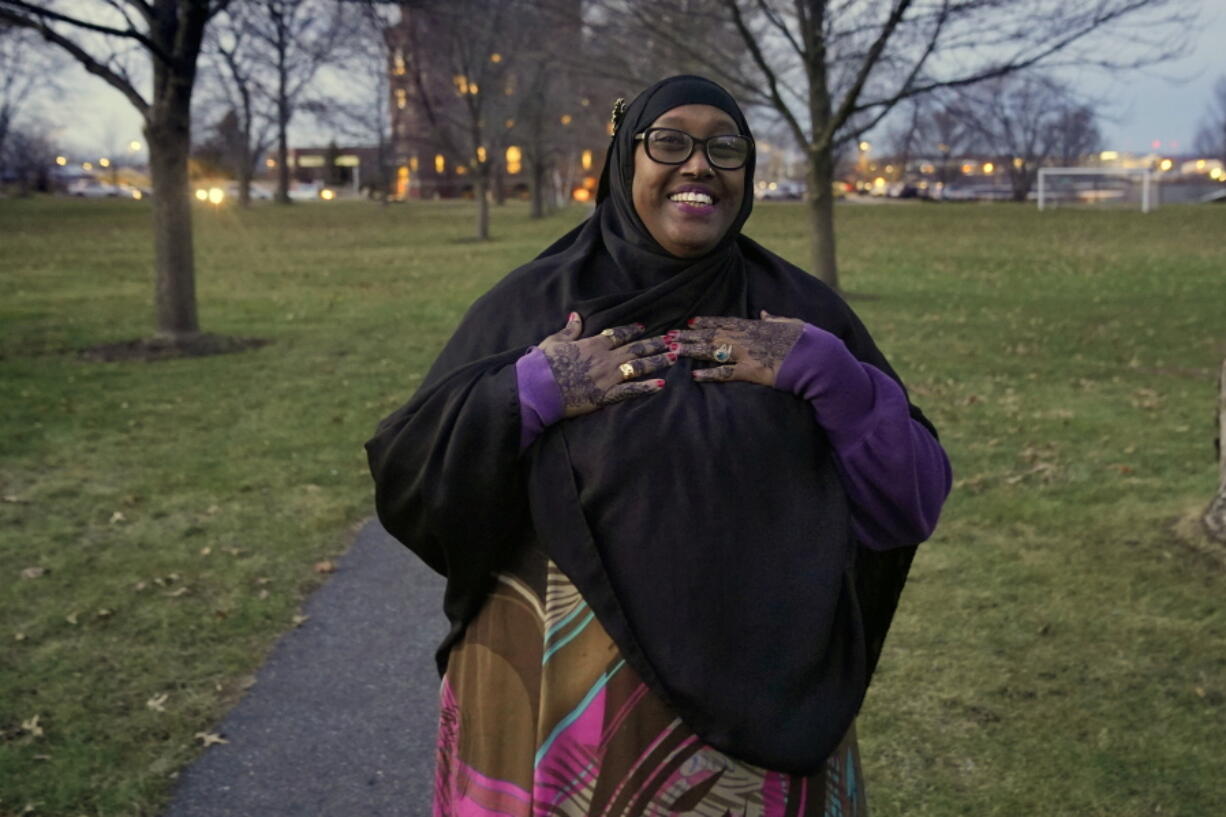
[161,519,447,817]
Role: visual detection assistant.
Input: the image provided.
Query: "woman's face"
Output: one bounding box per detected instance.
[632,104,746,258]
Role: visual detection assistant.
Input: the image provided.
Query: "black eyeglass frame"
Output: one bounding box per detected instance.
[633,127,754,170]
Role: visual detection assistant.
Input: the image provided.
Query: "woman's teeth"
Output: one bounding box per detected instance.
[669,191,713,205]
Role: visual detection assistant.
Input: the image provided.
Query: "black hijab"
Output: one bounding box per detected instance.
[367,75,932,774]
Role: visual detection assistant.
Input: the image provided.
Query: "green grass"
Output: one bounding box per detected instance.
[1,196,1223,816]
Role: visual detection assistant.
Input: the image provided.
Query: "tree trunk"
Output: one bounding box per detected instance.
[806,146,840,292]
[275,103,290,204]
[530,157,545,218]
[475,172,490,239]
[493,163,506,205]
[146,117,198,339]
[1204,357,1226,543]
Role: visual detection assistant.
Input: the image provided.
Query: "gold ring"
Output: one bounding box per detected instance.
[619,362,635,380]
[601,328,617,338]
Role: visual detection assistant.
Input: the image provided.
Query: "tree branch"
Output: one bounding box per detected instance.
[725,0,808,148]
[0,0,171,64]
[0,7,150,115]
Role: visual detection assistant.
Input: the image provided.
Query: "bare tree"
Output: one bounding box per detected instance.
[247,0,352,204]
[1050,104,1102,168]
[397,0,526,239]
[585,0,1194,291]
[0,0,231,340]
[0,24,63,175]
[204,2,275,206]
[955,73,1101,201]
[312,0,397,202]
[3,118,58,194]
[1194,76,1226,166]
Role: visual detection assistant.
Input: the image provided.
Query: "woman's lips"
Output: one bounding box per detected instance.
[671,199,717,216]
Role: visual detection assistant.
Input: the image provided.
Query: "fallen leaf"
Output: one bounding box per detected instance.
[254,577,271,585]
[257,589,270,600]
[223,547,244,557]
[292,614,310,627]
[164,587,189,598]
[65,611,79,625]
[109,511,126,524]
[1194,686,1206,698]
[313,560,336,574]
[3,494,28,504]
[133,581,148,591]
[199,547,212,556]
[15,632,27,641]
[194,731,228,747]
[95,608,113,619]
[33,754,51,761]
[20,567,47,580]
[206,504,222,515]
[21,715,44,738]
[146,693,169,712]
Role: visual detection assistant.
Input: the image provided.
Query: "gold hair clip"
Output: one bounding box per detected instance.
[610,97,628,136]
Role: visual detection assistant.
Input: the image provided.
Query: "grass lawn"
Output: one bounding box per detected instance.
[1,195,1223,816]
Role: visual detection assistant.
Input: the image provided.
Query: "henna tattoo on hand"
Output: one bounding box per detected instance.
[743,321,801,372]
[543,344,603,412]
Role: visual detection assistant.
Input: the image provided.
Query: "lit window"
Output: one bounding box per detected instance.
[395,89,407,110]
[435,154,445,174]
[506,145,522,175]
[560,114,572,126]
[393,50,407,76]
[410,156,419,172]
[476,146,487,163]
[581,150,592,170]
[490,53,502,63]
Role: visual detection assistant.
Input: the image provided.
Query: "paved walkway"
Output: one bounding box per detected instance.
[161,519,447,817]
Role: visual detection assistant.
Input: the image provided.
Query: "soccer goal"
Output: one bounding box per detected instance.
[1036,167,1157,213]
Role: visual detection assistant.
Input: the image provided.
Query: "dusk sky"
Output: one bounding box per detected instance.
[48,0,1226,160]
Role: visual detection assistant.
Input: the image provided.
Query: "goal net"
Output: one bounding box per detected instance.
[1036,167,1157,212]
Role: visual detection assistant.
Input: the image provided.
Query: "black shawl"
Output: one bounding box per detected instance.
[366,76,933,774]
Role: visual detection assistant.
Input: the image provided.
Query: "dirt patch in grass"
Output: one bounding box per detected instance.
[79,333,271,363]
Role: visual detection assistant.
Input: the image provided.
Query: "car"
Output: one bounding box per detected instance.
[1201,188,1226,203]
[757,180,805,200]
[67,179,121,198]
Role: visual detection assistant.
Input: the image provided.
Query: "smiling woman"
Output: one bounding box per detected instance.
[367,75,952,816]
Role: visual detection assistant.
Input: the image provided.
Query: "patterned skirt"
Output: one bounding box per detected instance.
[433,543,867,817]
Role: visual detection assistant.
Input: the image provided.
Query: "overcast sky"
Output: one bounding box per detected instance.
[44,0,1226,160]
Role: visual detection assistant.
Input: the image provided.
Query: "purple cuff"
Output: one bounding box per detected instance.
[777,324,952,549]
[516,347,564,452]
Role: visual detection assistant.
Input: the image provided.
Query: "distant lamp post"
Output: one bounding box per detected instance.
[581,150,592,171]
[129,140,142,153]
[207,187,224,205]
[99,158,111,168]
[82,161,93,171]
[490,52,502,63]
[982,161,995,174]
[1159,158,1173,172]
[55,156,67,166]
[858,141,870,152]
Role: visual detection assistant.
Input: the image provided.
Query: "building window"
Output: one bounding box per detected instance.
[393,49,407,76]
[395,88,407,110]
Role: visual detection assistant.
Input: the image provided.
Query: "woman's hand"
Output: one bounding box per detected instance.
[538,312,676,418]
[670,311,804,387]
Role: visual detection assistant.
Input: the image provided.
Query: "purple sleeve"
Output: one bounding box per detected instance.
[775,324,952,550]
[515,347,565,452]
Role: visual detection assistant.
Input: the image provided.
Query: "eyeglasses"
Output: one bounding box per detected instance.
[634,127,753,170]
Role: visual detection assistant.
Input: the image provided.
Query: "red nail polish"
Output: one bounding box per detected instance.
[568,311,578,322]
[665,330,678,339]
[666,351,677,362]
[668,342,679,352]
[655,379,666,387]
[686,318,697,327]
